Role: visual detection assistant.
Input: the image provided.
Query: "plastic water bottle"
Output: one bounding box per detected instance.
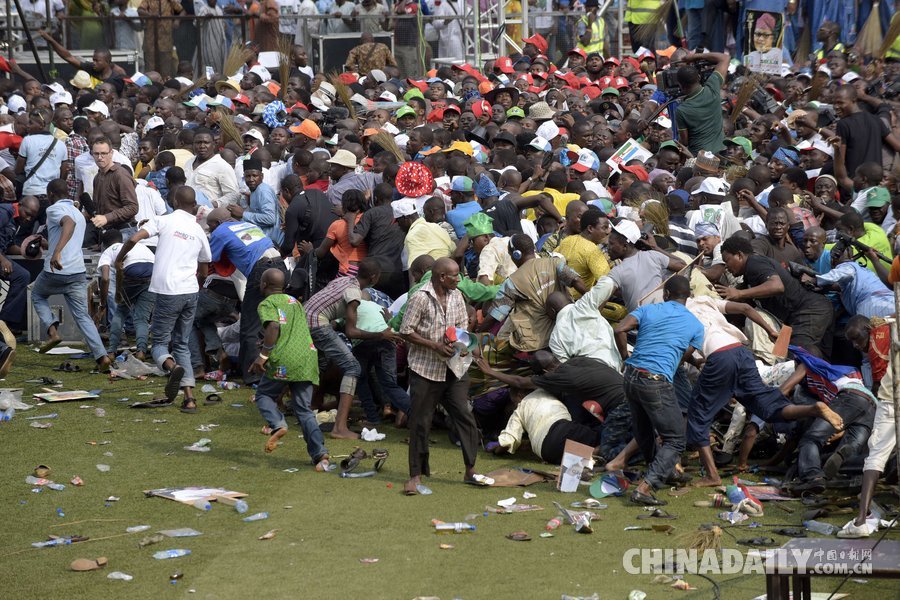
[152,549,191,560]
[546,517,562,531]
[126,525,151,533]
[242,512,268,522]
[725,485,746,504]
[107,571,133,581]
[434,522,476,532]
[803,520,837,535]
[25,476,46,486]
[192,499,211,511]
[1,407,14,421]
[95,407,106,417]
[47,483,65,491]
[233,499,248,514]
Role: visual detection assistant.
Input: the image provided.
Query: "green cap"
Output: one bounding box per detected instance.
[403,88,425,102]
[866,186,891,208]
[463,212,494,237]
[396,105,416,119]
[506,106,525,118]
[601,87,620,97]
[725,136,753,157]
[659,140,681,153]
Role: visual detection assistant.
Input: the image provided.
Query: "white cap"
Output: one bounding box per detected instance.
[86,100,110,117]
[692,177,730,197]
[381,121,399,135]
[42,82,66,95]
[536,120,560,141]
[817,64,832,78]
[370,69,387,83]
[378,91,398,103]
[391,199,418,219]
[528,136,551,152]
[799,138,834,157]
[7,94,26,114]
[841,71,861,83]
[242,128,265,144]
[653,114,672,129]
[175,76,194,87]
[249,65,271,83]
[612,219,641,244]
[49,91,73,106]
[143,115,164,134]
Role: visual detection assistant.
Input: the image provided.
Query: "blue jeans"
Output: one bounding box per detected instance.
[0,259,30,330]
[797,390,875,481]
[624,366,685,490]
[108,281,155,354]
[189,289,237,368]
[150,293,197,388]
[32,271,106,360]
[255,376,328,463]
[310,326,360,396]
[353,339,411,422]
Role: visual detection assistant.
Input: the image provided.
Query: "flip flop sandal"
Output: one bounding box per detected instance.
[737,537,778,547]
[204,393,222,405]
[800,493,827,507]
[372,448,389,472]
[129,398,174,409]
[773,528,807,538]
[179,400,197,414]
[637,508,678,520]
[165,365,185,402]
[53,362,81,372]
[340,447,368,472]
[70,557,108,571]
[464,474,494,487]
[506,532,531,541]
[801,508,828,521]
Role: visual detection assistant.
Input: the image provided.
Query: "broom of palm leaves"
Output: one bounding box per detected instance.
[328,73,357,121]
[730,74,758,125]
[223,43,246,78]
[371,131,406,162]
[217,109,243,148]
[173,77,208,101]
[277,36,292,100]
[679,525,723,553]
[857,2,884,57]
[879,10,900,58]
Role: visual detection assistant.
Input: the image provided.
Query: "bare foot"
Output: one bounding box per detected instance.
[329,427,360,440]
[394,411,408,428]
[736,463,749,472]
[403,476,420,495]
[265,427,286,453]
[260,425,272,435]
[314,454,331,472]
[692,476,722,487]
[605,461,625,473]
[816,401,844,432]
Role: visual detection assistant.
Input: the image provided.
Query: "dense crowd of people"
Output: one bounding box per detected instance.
[0,12,899,540]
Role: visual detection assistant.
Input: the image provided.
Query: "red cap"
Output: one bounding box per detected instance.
[613,76,630,90]
[597,76,614,89]
[443,103,461,114]
[233,93,251,106]
[407,79,429,92]
[527,85,545,94]
[604,57,620,66]
[494,57,515,74]
[338,72,357,85]
[583,87,603,100]
[567,48,587,59]
[471,99,492,119]
[624,57,641,71]
[427,108,445,123]
[621,164,649,182]
[522,33,549,54]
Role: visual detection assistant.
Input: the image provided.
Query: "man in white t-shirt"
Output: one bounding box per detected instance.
[98,229,156,358]
[116,187,211,413]
[133,180,168,245]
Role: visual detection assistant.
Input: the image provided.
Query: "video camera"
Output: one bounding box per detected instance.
[320,107,350,139]
[829,231,892,266]
[656,60,717,98]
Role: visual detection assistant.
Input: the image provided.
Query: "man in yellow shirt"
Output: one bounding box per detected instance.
[394,199,454,271]
[556,207,611,298]
[835,210,892,275]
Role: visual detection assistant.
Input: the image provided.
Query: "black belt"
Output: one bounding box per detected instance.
[625,365,665,381]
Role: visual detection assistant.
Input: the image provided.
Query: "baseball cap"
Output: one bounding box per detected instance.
[391,199,418,219]
[572,149,600,173]
[601,87,620,97]
[798,138,834,158]
[85,100,110,117]
[506,107,525,118]
[522,33,549,54]
[396,105,416,119]
[494,56,515,74]
[692,177,730,197]
[527,136,552,152]
[242,128,266,144]
[289,118,321,139]
[724,136,753,156]
[866,187,891,208]
[653,114,672,129]
[443,140,474,157]
[143,115,164,134]
[49,91,73,106]
[451,175,474,192]
[621,164,649,182]
[612,219,641,244]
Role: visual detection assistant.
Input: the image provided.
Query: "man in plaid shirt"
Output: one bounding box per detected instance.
[64,116,89,201]
[400,257,485,495]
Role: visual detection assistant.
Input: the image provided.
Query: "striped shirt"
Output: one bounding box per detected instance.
[304,275,362,329]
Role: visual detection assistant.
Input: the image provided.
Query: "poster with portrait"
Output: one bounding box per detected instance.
[743,11,783,75]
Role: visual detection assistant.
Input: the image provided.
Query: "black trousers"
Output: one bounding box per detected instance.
[408,369,479,478]
[541,419,602,465]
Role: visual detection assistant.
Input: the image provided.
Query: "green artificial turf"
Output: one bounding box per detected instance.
[1,350,897,599]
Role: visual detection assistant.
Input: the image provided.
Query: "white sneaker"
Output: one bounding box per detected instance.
[837,518,879,538]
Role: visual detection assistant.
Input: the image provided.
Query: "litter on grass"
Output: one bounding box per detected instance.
[159,528,202,537]
[144,487,247,506]
[258,529,278,540]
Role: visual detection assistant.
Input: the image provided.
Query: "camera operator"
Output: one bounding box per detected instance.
[672,52,729,156]
[833,210,892,275]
